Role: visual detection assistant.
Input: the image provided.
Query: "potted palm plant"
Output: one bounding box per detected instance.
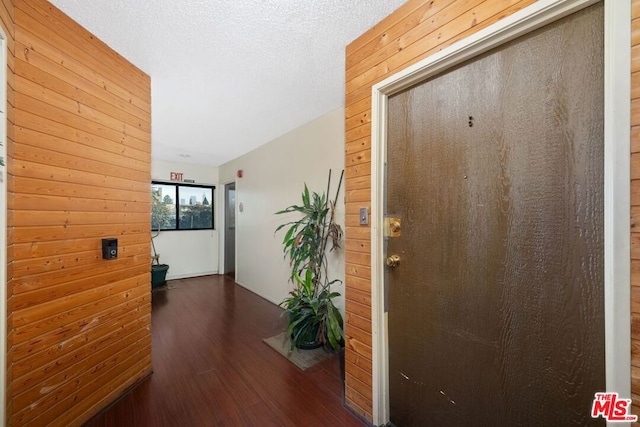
[275,169,344,351]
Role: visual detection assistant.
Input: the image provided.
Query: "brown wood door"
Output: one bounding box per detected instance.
[385,3,605,426]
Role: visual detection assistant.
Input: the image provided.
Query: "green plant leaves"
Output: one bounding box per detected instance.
[325,302,344,350]
[275,169,346,351]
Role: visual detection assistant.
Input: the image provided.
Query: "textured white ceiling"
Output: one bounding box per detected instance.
[47,0,406,166]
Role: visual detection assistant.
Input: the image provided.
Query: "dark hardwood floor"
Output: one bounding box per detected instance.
[84,275,366,427]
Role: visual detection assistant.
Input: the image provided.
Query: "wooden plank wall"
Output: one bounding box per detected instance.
[5,0,152,425]
[344,0,621,421]
[631,0,640,420]
[1,0,15,423]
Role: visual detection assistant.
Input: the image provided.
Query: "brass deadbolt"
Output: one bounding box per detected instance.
[386,255,401,268]
[384,217,402,237]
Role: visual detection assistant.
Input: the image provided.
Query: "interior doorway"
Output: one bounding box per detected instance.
[224,182,236,278]
[369,0,631,425]
[385,4,604,425]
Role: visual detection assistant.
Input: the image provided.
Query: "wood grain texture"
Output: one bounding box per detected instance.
[386,5,603,424]
[14,0,149,107]
[6,0,152,425]
[634,0,640,420]
[83,276,365,427]
[3,0,16,421]
[344,0,574,421]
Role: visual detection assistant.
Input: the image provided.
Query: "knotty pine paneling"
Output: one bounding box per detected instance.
[346,298,372,321]
[344,0,547,421]
[5,0,152,425]
[633,0,640,420]
[14,2,149,110]
[3,0,15,421]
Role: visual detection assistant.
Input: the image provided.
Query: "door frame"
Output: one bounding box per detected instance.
[223,181,236,275]
[370,0,631,425]
[218,179,236,276]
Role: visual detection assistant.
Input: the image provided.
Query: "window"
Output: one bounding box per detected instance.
[152,182,215,230]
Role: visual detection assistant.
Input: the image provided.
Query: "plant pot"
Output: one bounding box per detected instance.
[151,264,169,288]
[297,338,323,350]
[292,322,323,350]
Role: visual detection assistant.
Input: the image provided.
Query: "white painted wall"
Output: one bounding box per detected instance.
[151,159,220,279]
[219,107,346,309]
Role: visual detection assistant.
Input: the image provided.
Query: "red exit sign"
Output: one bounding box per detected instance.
[170,172,184,181]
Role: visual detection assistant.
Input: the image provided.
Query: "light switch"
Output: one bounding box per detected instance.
[359,207,369,226]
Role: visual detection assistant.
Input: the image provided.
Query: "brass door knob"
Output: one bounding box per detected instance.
[386,255,401,268]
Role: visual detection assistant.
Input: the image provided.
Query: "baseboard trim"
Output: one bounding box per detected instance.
[165,271,218,281]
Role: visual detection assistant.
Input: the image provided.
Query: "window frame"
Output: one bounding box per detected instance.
[151,181,216,231]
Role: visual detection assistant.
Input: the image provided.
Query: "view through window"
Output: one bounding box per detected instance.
[152,182,214,230]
